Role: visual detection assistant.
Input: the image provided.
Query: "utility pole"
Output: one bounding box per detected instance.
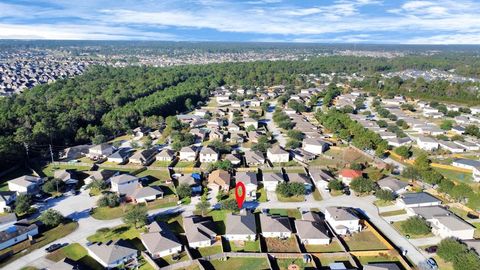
[49,144,54,163]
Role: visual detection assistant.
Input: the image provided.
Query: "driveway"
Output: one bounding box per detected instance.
[409,236,442,247]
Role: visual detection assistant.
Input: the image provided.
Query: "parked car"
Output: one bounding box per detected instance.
[45,243,67,253]
[343,188,351,196]
[427,258,438,269]
[425,246,438,253]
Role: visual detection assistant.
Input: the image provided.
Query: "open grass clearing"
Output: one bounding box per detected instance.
[209,257,270,270]
[305,241,343,253]
[277,258,315,270]
[391,220,433,239]
[343,230,387,251]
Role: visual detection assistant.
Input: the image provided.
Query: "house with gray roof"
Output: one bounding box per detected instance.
[430,215,475,240]
[129,148,157,165]
[259,214,292,238]
[452,158,480,170]
[267,145,289,163]
[224,211,257,241]
[110,174,139,196]
[130,186,163,203]
[0,191,16,213]
[84,170,119,186]
[0,220,39,251]
[397,192,441,208]
[294,218,330,245]
[54,170,78,185]
[155,149,175,162]
[286,173,313,193]
[377,177,409,195]
[325,207,361,235]
[262,172,284,192]
[140,221,182,258]
[183,216,217,248]
[309,169,334,190]
[86,241,137,269]
[244,150,265,166]
[235,172,258,199]
[8,175,43,195]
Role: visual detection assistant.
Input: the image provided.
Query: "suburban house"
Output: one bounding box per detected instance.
[84,170,118,186]
[294,218,330,245]
[133,127,150,138]
[54,169,78,185]
[140,221,183,258]
[130,186,163,203]
[454,140,479,151]
[244,150,265,166]
[0,191,16,213]
[86,241,138,269]
[177,175,202,194]
[199,147,218,163]
[377,177,409,196]
[363,263,402,270]
[386,137,412,147]
[438,140,465,153]
[107,149,131,164]
[224,211,257,241]
[47,258,78,270]
[0,220,39,251]
[209,130,224,141]
[267,145,290,163]
[110,174,139,196]
[408,206,475,240]
[416,136,439,151]
[129,148,157,165]
[244,118,259,129]
[8,175,44,194]
[208,170,231,192]
[286,173,313,193]
[88,143,114,159]
[0,213,17,231]
[183,216,217,248]
[325,206,362,235]
[290,148,316,163]
[260,214,292,238]
[227,123,241,132]
[262,173,284,192]
[155,149,175,162]
[302,138,330,155]
[225,154,242,166]
[397,192,441,208]
[309,169,335,191]
[473,166,480,182]
[179,146,197,162]
[452,158,480,171]
[235,172,258,200]
[338,169,362,185]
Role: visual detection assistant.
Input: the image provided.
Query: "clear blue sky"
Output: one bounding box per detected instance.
[0,0,479,44]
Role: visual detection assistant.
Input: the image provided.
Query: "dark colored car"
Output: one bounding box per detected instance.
[425,245,438,253]
[427,258,438,269]
[45,243,67,253]
[343,188,351,196]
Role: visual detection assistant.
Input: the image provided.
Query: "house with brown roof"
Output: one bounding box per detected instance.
[183,216,217,248]
[208,170,231,192]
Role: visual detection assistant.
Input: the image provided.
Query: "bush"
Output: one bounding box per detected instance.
[42,179,65,193]
[350,163,364,170]
[437,238,468,262]
[97,193,120,208]
[401,216,430,235]
[375,189,395,201]
[39,209,64,227]
[176,183,192,199]
[15,194,32,215]
[123,204,148,228]
[219,198,238,211]
[394,146,411,159]
[328,179,343,191]
[276,182,305,197]
[350,177,375,194]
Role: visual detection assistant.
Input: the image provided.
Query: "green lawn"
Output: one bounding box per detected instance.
[314,255,351,267]
[198,244,223,257]
[392,220,433,239]
[343,231,387,251]
[46,243,87,262]
[155,212,184,234]
[156,251,190,267]
[210,257,270,270]
[305,241,343,253]
[472,222,480,238]
[0,221,79,268]
[379,209,407,217]
[277,193,305,202]
[448,206,471,220]
[269,208,302,219]
[207,210,229,235]
[374,199,394,207]
[277,258,315,270]
[91,196,178,220]
[87,225,142,243]
[136,169,171,185]
[175,161,196,168]
[272,160,299,167]
[313,188,323,201]
[149,160,174,167]
[434,168,474,184]
[42,164,92,177]
[228,239,261,252]
[256,186,267,202]
[355,254,400,265]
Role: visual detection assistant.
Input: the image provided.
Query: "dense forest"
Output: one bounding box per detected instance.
[0,55,480,169]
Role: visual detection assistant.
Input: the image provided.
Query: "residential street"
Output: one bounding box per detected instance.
[5,191,428,269]
[263,102,286,147]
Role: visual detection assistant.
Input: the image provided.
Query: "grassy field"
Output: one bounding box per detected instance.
[175,161,197,168]
[155,212,184,234]
[207,210,229,235]
[228,239,261,252]
[149,160,173,167]
[87,225,141,243]
[210,257,270,270]
[277,258,315,270]
[269,208,302,219]
[373,199,394,207]
[265,236,300,253]
[256,186,267,202]
[45,243,87,262]
[156,251,190,267]
[198,244,223,257]
[0,221,79,268]
[379,209,407,217]
[434,167,474,184]
[277,193,305,202]
[343,230,387,251]
[136,169,171,185]
[392,220,433,239]
[91,196,178,220]
[355,254,400,265]
[305,241,343,253]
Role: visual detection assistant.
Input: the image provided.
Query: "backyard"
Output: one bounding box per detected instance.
[342,230,388,251]
[265,236,300,253]
[305,241,344,253]
[277,258,316,270]
[209,257,270,270]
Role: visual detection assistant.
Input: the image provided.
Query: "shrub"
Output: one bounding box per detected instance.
[375,189,395,201]
[350,177,375,194]
[328,179,343,191]
[401,216,430,235]
[276,182,305,197]
[97,193,120,208]
[39,209,64,227]
[177,183,192,199]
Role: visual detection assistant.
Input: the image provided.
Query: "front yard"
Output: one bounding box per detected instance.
[269,208,302,219]
[379,209,407,217]
[343,230,388,251]
[277,193,305,202]
[391,220,433,239]
[277,258,315,270]
[227,239,261,252]
[86,225,142,243]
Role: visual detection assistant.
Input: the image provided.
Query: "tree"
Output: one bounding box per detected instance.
[401,216,431,235]
[39,209,64,227]
[394,146,411,159]
[42,178,65,193]
[196,200,211,216]
[350,177,376,194]
[328,179,343,191]
[123,204,148,228]
[276,182,305,197]
[177,183,192,199]
[15,194,32,215]
[286,139,301,149]
[97,193,120,208]
[437,238,468,262]
[414,153,431,171]
[375,189,395,201]
[453,251,480,270]
[350,163,364,170]
[440,120,453,130]
[402,166,420,180]
[219,198,239,211]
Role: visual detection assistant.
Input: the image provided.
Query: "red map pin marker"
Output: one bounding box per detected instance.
[235,181,246,209]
